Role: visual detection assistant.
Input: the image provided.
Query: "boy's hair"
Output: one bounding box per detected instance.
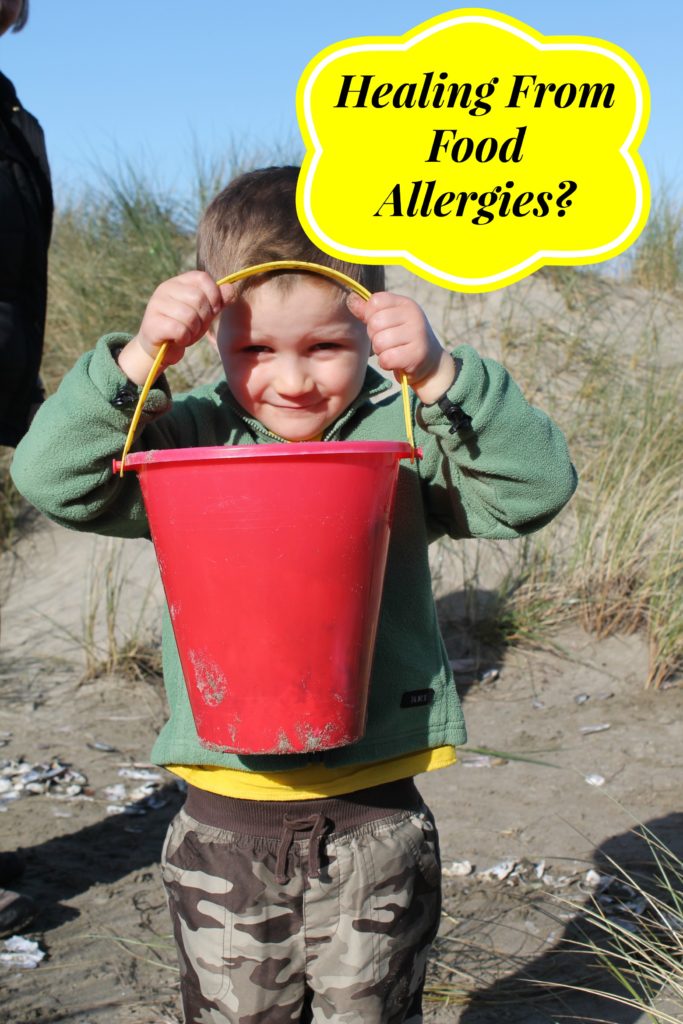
[10,0,29,31]
[196,166,385,295]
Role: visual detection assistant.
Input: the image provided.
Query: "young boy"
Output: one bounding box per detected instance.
[11,166,577,1024]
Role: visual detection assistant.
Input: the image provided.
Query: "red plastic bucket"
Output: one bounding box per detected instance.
[115,442,413,754]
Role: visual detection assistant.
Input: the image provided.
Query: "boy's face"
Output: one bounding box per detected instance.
[212,277,371,441]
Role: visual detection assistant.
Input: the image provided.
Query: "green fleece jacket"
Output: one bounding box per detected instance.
[11,335,577,771]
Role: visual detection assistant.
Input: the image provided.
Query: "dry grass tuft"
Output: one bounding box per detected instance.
[548,827,683,1023]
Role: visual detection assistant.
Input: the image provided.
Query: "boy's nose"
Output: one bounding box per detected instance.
[273,361,314,398]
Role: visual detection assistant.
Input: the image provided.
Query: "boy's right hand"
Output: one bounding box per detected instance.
[117,272,235,386]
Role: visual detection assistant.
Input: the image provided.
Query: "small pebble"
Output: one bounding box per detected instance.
[442,860,473,877]
[478,860,516,882]
[0,936,45,969]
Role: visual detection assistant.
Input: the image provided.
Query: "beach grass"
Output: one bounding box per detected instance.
[546,825,683,1024]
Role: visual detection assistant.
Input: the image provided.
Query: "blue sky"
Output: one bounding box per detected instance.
[2,0,680,204]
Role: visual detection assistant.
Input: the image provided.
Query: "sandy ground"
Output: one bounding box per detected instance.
[1,269,681,1023]
[1,514,681,1024]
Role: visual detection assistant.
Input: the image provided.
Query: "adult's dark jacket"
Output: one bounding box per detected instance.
[0,69,52,447]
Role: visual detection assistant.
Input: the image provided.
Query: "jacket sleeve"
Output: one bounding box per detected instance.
[414,344,578,541]
[10,334,192,538]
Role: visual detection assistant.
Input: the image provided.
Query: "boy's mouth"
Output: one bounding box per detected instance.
[270,400,325,411]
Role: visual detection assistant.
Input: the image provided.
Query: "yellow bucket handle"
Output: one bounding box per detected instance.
[118,260,416,475]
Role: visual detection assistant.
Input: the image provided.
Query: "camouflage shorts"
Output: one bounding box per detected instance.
[161,788,441,1023]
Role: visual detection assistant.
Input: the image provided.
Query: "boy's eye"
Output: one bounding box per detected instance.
[311,341,343,352]
[241,344,271,354]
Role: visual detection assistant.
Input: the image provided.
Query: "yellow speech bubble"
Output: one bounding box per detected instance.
[296,8,650,292]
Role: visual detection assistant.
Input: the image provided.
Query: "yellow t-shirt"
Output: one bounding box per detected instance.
[167,745,456,801]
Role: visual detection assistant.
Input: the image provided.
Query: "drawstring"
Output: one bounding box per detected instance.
[274,813,327,884]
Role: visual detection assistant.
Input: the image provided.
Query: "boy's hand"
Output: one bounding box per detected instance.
[118,272,235,386]
[347,291,456,404]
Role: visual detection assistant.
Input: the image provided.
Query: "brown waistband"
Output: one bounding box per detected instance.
[183,776,422,838]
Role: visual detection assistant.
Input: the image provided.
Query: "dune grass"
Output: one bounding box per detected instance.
[626,180,683,294]
[40,166,194,395]
[0,452,24,552]
[436,244,683,687]
[548,826,683,1024]
[424,823,683,1022]
[567,370,683,686]
[78,538,162,683]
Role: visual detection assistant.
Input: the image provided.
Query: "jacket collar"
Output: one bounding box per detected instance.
[214,364,392,442]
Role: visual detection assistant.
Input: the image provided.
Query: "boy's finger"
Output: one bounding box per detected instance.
[364,291,405,312]
[176,270,224,314]
[217,282,237,308]
[346,291,368,321]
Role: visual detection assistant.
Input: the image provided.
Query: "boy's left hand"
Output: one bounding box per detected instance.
[347,291,456,404]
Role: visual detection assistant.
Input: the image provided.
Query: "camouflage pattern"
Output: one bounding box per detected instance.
[161,804,441,1023]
